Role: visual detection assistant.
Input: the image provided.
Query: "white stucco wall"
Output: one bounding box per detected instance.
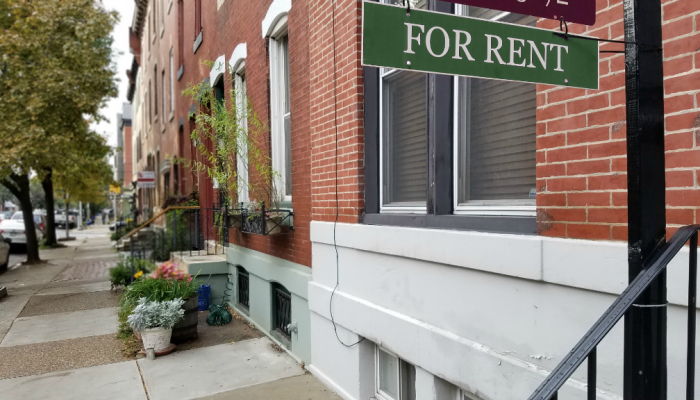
[308,222,699,400]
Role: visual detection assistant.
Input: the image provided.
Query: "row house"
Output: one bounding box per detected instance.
[125,0,700,399]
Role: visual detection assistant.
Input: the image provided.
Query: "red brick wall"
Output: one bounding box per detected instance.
[309,0,366,224]
[536,0,700,240]
[138,0,182,209]
[124,125,133,185]
[175,0,312,267]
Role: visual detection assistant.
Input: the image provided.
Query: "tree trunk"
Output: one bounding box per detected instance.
[41,168,57,247]
[1,174,40,263]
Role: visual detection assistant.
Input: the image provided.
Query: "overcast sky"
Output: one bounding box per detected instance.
[91,0,135,151]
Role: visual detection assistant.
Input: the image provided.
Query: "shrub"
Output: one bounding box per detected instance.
[119,270,200,311]
[127,298,185,331]
[110,256,155,288]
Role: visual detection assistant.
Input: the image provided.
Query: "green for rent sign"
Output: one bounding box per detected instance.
[362,2,599,90]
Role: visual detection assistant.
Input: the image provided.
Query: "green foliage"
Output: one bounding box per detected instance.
[119,274,200,312]
[117,304,135,339]
[0,0,118,182]
[127,298,185,331]
[148,211,191,262]
[109,256,154,288]
[181,61,282,209]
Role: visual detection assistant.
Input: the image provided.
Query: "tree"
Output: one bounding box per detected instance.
[0,0,118,258]
[53,130,115,206]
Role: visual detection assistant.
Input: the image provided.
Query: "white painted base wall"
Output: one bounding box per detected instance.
[309,222,700,400]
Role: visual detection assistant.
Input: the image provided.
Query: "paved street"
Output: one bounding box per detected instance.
[0,227,340,400]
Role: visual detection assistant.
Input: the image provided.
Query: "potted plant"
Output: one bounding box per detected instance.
[127,297,185,352]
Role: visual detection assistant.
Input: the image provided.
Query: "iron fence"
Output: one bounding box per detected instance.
[237,268,250,310]
[273,287,292,341]
[529,225,700,400]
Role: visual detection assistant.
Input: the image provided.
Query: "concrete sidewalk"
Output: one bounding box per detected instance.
[0,229,341,400]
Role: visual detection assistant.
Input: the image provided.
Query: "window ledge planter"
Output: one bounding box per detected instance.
[234,202,294,236]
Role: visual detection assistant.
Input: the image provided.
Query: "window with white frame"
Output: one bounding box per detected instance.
[454,5,537,216]
[269,17,291,201]
[234,62,249,204]
[169,49,175,113]
[380,0,427,213]
[376,346,416,400]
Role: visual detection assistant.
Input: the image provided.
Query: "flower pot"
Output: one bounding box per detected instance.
[228,213,242,229]
[171,297,199,343]
[265,216,285,235]
[140,327,173,352]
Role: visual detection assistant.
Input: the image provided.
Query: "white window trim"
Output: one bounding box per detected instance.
[261,0,291,38]
[269,17,291,202]
[375,346,401,400]
[229,42,247,73]
[209,54,226,87]
[379,68,427,215]
[452,5,536,217]
[234,62,249,204]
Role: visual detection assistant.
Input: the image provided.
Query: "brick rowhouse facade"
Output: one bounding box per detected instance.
[128,0,700,267]
[176,0,312,267]
[123,0,700,397]
[536,0,700,241]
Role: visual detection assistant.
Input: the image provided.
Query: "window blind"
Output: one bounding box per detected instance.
[382,71,427,205]
[458,10,537,203]
[467,78,536,200]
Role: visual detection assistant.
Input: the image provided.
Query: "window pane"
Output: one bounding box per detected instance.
[457,9,537,204]
[378,349,399,399]
[400,361,416,400]
[282,36,290,114]
[382,71,427,205]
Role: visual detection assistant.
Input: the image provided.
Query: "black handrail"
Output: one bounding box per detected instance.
[529,224,700,400]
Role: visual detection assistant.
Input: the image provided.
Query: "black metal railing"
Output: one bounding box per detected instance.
[529,224,700,400]
[237,267,250,310]
[274,286,292,341]
[120,206,231,280]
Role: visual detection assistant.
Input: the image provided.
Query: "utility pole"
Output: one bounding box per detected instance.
[623,0,667,398]
[78,201,83,230]
[65,194,70,239]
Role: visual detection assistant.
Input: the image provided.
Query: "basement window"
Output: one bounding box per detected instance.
[376,346,416,400]
[272,283,292,346]
[236,266,249,312]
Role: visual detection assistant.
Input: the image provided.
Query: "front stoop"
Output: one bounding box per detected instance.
[172,252,228,304]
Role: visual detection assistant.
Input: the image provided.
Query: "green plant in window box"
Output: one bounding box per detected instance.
[178,60,283,237]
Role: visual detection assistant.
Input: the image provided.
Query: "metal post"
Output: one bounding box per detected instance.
[688,233,697,400]
[130,236,135,284]
[195,209,200,252]
[172,211,177,251]
[623,0,667,398]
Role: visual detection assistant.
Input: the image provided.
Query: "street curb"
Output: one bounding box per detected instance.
[0,286,7,300]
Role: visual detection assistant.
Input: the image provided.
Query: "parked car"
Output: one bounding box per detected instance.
[0,211,12,221]
[0,213,44,246]
[109,220,127,232]
[0,233,10,270]
[55,211,77,229]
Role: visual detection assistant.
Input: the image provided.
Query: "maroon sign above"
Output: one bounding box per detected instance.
[440,0,596,26]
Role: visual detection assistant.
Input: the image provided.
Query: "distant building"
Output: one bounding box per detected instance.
[115,103,133,217]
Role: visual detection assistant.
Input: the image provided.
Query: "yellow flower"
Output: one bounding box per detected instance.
[133,271,144,279]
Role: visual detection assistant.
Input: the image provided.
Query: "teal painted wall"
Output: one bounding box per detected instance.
[226,244,312,364]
